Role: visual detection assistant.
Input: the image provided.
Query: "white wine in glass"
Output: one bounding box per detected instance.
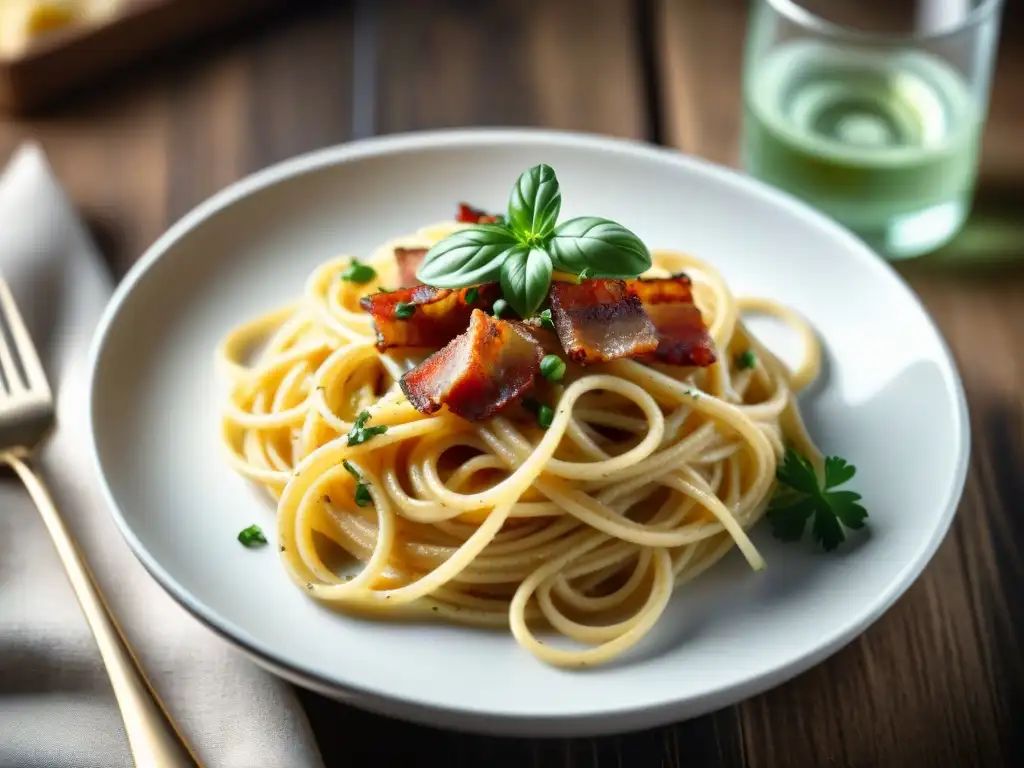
[741,0,1002,260]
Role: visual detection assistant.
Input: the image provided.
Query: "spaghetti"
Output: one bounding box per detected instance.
[218,219,823,668]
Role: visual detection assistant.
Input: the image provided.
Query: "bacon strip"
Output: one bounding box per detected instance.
[394,247,427,287]
[400,309,543,421]
[456,203,501,224]
[508,320,560,354]
[360,284,500,350]
[625,276,717,367]
[547,279,658,365]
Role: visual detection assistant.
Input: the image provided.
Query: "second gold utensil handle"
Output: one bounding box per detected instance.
[5,452,199,768]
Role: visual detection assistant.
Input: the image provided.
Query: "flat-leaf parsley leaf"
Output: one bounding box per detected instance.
[766,450,867,551]
[347,411,388,447]
[343,459,374,507]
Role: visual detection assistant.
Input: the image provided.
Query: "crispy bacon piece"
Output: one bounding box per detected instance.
[394,247,427,287]
[400,309,543,421]
[360,284,500,350]
[625,276,717,367]
[547,279,658,365]
[456,203,501,224]
[508,320,560,353]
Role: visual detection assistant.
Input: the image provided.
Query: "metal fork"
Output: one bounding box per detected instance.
[0,276,198,767]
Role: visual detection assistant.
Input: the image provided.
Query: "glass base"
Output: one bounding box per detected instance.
[854,197,970,261]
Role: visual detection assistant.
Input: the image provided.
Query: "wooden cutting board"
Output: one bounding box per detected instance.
[0,0,290,113]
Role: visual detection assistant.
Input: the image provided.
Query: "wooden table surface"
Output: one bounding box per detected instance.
[3,1,1021,765]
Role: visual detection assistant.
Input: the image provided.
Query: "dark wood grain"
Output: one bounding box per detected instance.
[373,0,649,139]
[653,0,747,164]
[0,0,1019,765]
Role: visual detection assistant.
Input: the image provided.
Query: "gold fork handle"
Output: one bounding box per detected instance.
[3,452,200,768]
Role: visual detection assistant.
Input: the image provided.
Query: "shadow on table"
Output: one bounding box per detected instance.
[295,685,742,767]
[897,180,1024,278]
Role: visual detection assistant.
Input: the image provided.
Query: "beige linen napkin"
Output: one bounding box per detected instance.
[0,143,325,768]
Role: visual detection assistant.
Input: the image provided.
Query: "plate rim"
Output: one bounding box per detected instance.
[85,127,971,736]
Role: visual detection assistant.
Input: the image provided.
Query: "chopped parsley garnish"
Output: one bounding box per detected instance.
[395,302,416,319]
[539,308,555,332]
[766,449,868,551]
[354,484,373,507]
[341,259,377,284]
[465,287,479,304]
[237,524,267,548]
[344,460,374,507]
[540,354,566,382]
[575,267,591,284]
[346,411,388,446]
[737,349,757,370]
[492,298,509,319]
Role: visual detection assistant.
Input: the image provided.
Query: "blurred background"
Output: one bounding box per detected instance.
[1,1,1020,766]
[0,0,1018,275]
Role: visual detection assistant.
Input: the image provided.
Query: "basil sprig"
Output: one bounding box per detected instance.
[416,164,651,317]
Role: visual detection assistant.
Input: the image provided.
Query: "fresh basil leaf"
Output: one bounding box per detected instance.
[500,247,552,318]
[417,224,521,288]
[547,217,651,278]
[507,164,561,244]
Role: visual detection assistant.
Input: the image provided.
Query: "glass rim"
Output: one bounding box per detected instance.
[764,0,1004,43]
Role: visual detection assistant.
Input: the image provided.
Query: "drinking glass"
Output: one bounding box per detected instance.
[741,0,1004,260]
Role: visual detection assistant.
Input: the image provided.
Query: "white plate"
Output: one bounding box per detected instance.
[87,129,969,737]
